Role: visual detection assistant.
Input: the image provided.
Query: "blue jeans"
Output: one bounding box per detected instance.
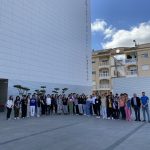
[86,101,91,115]
[142,105,150,121]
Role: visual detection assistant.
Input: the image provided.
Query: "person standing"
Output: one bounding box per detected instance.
[26,95,31,118]
[101,94,107,119]
[41,95,46,115]
[68,97,74,115]
[6,96,14,120]
[131,93,141,121]
[30,95,37,117]
[141,92,150,122]
[62,95,68,114]
[57,95,63,114]
[21,95,27,118]
[74,95,79,115]
[14,96,21,119]
[119,94,126,120]
[125,94,132,121]
[46,94,51,115]
[106,95,114,119]
[82,95,87,115]
[95,95,101,118]
[37,95,41,117]
[113,94,120,119]
[78,95,83,115]
[92,94,97,115]
[86,95,92,116]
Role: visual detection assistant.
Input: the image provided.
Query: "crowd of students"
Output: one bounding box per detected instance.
[6,92,150,123]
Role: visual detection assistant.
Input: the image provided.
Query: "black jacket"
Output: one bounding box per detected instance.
[131,97,141,107]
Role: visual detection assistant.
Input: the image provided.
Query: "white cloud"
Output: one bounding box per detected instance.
[103,21,150,49]
[104,26,116,39]
[91,19,107,32]
[91,19,116,39]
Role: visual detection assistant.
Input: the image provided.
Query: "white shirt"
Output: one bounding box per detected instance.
[6,100,13,108]
[46,98,51,105]
[92,96,96,104]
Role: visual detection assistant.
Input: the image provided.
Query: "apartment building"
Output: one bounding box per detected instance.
[92,43,150,94]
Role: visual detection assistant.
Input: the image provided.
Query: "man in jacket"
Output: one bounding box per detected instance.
[131,93,141,121]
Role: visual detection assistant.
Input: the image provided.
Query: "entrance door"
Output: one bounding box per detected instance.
[0,79,8,112]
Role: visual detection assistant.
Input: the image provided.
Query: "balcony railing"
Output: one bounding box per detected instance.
[99,61,109,66]
[99,84,110,89]
[99,73,110,78]
[125,59,137,64]
[127,70,137,76]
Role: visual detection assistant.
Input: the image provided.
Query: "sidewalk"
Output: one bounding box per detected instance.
[0,115,149,150]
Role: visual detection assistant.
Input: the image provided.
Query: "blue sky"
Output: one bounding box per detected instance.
[91,0,150,50]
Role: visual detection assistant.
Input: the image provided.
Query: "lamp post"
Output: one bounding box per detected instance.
[111,49,120,78]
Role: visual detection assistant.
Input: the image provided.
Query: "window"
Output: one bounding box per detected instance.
[92,81,96,86]
[141,52,148,58]
[142,65,149,71]
[92,71,96,74]
[92,61,96,64]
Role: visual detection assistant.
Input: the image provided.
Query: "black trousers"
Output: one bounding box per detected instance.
[22,106,27,117]
[93,104,97,115]
[51,104,57,114]
[46,105,51,115]
[134,106,140,121]
[120,107,126,120]
[7,107,12,119]
[107,108,114,118]
[113,109,120,119]
[95,104,101,116]
[14,107,20,118]
[75,105,79,114]
[41,104,46,115]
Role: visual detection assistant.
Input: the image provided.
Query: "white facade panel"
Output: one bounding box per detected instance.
[112,77,150,98]
[0,0,92,95]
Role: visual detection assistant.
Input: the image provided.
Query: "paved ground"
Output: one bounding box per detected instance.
[0,114,150,150]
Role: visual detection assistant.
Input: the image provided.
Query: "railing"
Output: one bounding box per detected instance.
[99,61,109,66]
[125,59,137,64]
[99,84,110,89]
[99,73,110,77]
[127,70,137,76]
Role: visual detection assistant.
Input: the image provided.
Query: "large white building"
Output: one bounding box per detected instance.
[0,0,92,105]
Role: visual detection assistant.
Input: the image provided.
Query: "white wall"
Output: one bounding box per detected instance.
[112,77,150,98]
[0,0,92,88]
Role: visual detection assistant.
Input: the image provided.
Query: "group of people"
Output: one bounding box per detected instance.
[6,92,150,123]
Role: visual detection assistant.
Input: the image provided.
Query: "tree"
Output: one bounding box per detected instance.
[62,88,68,94]
[14,85,30,96]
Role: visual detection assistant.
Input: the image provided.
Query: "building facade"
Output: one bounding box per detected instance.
[0,0,92,106]
[92,43,150,94]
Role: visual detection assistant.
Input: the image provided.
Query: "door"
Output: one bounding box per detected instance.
[0,79,8,112]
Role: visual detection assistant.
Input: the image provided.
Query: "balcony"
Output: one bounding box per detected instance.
[99,61,110,68]
[126,70,138,77]
[99,84,110,90]
[125,59,137,65]
[99,73,110,79]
